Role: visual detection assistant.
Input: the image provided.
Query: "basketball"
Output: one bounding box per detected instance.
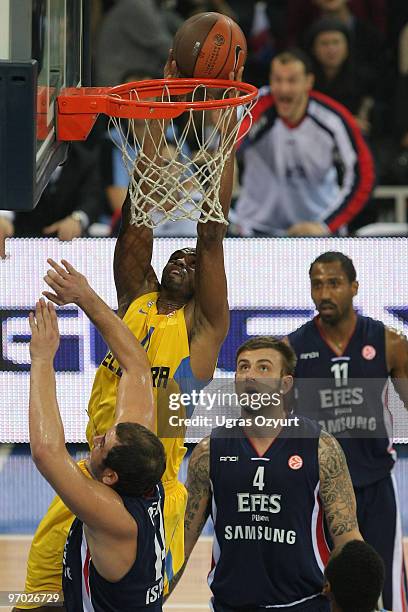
[173,12,247,80]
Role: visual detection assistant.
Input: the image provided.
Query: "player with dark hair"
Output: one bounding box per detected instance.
[167,336,362,611]
[20,56,243,609]
[286,251,408,611]
[324,540,386,612]
[23,262,166,612]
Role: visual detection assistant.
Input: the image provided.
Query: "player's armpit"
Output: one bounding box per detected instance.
[113,194,158,317]
[386,327,408,407]
[167,437,211,599]
[318,430,362,547]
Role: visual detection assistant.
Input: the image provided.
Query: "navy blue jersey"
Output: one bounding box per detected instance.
[62,484,165,612]
[288,315,395,487]
[209,418,330,609]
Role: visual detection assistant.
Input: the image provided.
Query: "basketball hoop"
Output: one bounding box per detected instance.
[57,78,258,227]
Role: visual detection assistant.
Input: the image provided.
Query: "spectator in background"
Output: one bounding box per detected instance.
[233,49,375,237]
[175,0,236,19]
[0,143,105,253]
[286,1,385,44]
[307,18,376,135]
[95,0,181,86]
[311,0,383,88]
[393,21,408,178]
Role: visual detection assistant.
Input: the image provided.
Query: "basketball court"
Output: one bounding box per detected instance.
[1,2,408,612]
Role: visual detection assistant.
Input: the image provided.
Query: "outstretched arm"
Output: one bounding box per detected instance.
[114,116,169,315]
[29,301,136,535]
[113,52,179,316]
[189,70,244,380]
[113,196,158,318]
[43,259,154,430]
[166,437,211,599]
[386,327,408,407]
[318,430,362,548]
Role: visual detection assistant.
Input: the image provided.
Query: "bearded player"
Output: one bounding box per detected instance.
[19,58,242,609]
[167,337,362,611]
[286,251,408,611]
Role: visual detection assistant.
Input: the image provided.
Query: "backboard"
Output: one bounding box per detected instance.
[0,0,90,211]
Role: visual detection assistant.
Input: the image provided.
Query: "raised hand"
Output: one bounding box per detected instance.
[43,259,93,306]
[29,299,60,361]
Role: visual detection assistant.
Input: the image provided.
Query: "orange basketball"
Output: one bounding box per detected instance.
[173,12,247,80]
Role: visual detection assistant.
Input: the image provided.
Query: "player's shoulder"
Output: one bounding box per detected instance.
[308,90,355,120]
[289,415,322,438]
[317,428,343,455]
[287,319,316,345]
[356,313,386,335]
[307,90,361,138]
[191,436,210,460]
[189,437,210,481]
[385,324,408,347]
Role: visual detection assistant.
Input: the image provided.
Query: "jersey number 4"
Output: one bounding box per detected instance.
[253,466,265,491]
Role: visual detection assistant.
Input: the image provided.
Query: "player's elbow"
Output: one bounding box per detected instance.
[30,443,56,473]
[122,345,151,375]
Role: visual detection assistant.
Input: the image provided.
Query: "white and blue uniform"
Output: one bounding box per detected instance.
[62,484,165,612]
[235,88,374,236]
[288,315,407,612]
[208,418,330,611]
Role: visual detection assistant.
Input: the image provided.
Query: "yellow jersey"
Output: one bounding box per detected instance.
[86,291,199,482]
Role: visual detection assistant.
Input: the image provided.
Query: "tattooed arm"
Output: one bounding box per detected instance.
[166,437,211,599]
[318,430,362,548]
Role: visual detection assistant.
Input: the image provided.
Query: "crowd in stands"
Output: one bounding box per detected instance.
[1,0,408,246]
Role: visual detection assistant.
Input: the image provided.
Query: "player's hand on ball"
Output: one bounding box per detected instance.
[29,299,60,361]
[164,49,179,79]
[43,259,92,306]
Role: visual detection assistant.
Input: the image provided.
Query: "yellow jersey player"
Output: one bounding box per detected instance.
[18,59,241,610]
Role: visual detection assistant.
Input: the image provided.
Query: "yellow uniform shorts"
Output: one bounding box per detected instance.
[20,460,187,608]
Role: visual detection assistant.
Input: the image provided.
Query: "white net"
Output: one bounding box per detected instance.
[108,82,256,228]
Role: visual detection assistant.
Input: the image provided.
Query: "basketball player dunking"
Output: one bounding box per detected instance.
[287,251,408,612]
[26,283,166,612]
[19,56,243,609]
[167,337,362,612]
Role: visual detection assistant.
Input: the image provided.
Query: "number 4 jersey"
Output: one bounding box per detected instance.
[209,419,330,609]
[288,314,395,487]
[62,484,165,612]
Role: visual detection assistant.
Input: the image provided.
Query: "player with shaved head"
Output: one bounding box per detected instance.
[286,251,408,611]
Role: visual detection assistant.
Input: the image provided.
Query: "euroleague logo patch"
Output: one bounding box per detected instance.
[214,33,225,46]
[288,455,303,470]
[362,345,376,360]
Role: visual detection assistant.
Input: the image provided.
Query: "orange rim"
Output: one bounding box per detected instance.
[107,78,258,111]
[56,78,258,141]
